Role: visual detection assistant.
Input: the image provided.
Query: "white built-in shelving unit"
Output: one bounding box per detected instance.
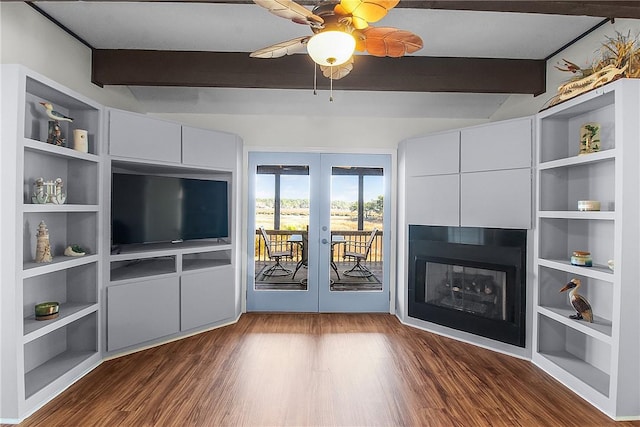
[1,66,241,424]
[533,79,639,420]
[1,65,103,421]
[103,110,240,355]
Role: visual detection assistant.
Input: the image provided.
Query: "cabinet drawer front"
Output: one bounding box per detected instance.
[109,110,181,163]
[406,174,460,226]
[107,276,179,351]
[405,132,460,176]
[461,118,532,172]
[182,126,237,169]
[181,267,235,331]
[460,168,531,229]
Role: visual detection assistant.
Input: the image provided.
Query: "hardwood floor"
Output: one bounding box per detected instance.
[13,314,640,426]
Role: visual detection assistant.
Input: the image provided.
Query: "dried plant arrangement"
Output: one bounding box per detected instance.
[547,31,640,108]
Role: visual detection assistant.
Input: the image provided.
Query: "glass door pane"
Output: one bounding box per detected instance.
[318,154,391,312]
[329,167,383,292]
[247,153,320,312]
[254,165,310,291]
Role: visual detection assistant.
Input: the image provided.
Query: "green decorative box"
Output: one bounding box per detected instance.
[35,302,59,320]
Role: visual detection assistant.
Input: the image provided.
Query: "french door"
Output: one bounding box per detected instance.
[246,152,391,312]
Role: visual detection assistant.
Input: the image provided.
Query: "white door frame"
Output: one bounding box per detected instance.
[245,150,396,313]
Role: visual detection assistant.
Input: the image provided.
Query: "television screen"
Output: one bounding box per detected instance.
[111,173,229,245]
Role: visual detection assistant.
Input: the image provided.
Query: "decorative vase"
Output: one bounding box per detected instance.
[72,129,88,153]
[570,250,592,267]
[579,122,601,155]
[35,220,53,263]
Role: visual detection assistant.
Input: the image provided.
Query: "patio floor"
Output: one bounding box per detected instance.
[254,261,383,291]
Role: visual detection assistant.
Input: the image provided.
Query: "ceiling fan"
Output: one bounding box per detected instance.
[249,0,424,80]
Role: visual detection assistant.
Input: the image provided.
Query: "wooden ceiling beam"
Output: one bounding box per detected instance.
[92,50,545,94]
[25,1,640,19]
[399,1,640,19]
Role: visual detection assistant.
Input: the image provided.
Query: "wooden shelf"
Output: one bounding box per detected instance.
[23,254,98,279]
[537,258,614,282]
[538,150,616,170]
[538,86,614,119]
[23,138,99,162]
[23,303,98,344]
[537,306,612,342]
[537,351,610,397]
[538,211,615,220]
[24,350,97,399]
[22,204,99,213]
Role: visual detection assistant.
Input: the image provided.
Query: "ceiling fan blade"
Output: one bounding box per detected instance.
[319,57,354,80]
[335,0,399,29]
[355,27,423,57]
[250,36,311,58]
[253,0,324,26]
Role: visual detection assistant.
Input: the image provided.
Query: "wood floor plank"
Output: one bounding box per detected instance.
[11,313,640,426]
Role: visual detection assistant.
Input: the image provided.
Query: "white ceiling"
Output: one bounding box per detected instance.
[33,2,604,118]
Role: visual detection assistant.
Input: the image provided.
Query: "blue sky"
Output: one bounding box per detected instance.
[256,175,383,202]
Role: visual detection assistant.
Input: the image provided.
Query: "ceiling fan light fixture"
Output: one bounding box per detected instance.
[307,30,356,66]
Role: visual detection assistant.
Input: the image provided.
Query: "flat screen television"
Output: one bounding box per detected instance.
[111,173,229,246]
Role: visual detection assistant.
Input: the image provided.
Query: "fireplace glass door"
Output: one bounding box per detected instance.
[423,261,507,321]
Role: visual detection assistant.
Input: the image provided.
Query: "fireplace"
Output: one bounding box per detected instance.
[408,225,526,347]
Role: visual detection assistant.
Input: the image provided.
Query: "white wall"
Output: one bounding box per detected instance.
[152,113,488,150]
[491,19,640,121]
[0,3,142,112]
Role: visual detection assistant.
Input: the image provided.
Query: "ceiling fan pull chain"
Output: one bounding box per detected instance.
[330,65,334,102]
[313,64,317,96]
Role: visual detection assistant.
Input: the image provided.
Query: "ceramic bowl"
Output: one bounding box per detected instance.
[35,302,59,318]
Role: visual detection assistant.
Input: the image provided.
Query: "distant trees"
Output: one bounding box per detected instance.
[256,198,366,211]
[350,195,384,219]
[256,196,383,219]
[256,198,310,209]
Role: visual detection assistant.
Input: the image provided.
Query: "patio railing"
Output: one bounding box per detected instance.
[255,229,383,264]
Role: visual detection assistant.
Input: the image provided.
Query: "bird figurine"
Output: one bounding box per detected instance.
[39,102,73,122]
[559,278,593,322]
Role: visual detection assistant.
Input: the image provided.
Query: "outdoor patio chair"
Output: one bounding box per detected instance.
[342,228,378,278]
[259,226,293,277]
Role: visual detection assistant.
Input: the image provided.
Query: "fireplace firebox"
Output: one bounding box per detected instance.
[408,225,526,347]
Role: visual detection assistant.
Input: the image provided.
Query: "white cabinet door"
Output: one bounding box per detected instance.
[404,131,460,176]
[460,168,531,229]
[109,109,181,163]
[180,267,235,331]
[107,276,180,351]
[460,118,532,172]
[182,126,238,170]
[406,174,460,226]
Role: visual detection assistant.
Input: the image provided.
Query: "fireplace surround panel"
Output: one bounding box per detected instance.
[408,225,527,347]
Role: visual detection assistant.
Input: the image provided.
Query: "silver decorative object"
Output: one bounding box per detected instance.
[31,177,66,204]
